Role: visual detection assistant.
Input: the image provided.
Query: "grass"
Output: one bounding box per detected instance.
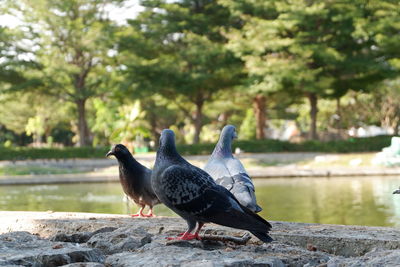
[0,166,88,176]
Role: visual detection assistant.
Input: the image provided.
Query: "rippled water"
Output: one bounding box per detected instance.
[1,176,399,227]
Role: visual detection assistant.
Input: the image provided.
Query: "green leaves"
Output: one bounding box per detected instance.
[118,0,243,143]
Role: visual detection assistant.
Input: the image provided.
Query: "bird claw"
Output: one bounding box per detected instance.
[166,233,201,241]
[141,213,155,218]
[130,211,156,218]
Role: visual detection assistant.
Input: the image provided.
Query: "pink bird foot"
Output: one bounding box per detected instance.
[167,232,201,241]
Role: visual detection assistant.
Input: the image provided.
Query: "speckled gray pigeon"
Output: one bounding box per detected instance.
[204,125,262,213]
[394,187,400,194]
[107,144,160,217]
[151,129,273,242]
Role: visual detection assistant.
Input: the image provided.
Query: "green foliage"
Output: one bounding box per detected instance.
[118,0,243,143]
[239,109,256,140]
[10,0,125,146]
[0,135,392,160]
[0,0,399,147]
[176,135,392,155]
[91,99,151,145]
[222,0,390,139]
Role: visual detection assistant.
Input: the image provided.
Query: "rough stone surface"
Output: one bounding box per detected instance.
[105,240,329,267]
[0,231,104,267]
[86,227,152,254]
[52,227,117,244]
[327,248,400,266]
[0,212,399,267]
[60,263,105,267]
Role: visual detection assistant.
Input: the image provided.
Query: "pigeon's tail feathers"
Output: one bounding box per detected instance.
[231,184,262,213]
[250,231,273,243]
[202,186,272,232]
[238,201,271,230]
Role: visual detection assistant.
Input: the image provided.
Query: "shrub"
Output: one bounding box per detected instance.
[177,135,393,155]
[0,135,393,160]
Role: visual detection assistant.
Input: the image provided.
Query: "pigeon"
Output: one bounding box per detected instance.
[204,125,262,213]
[106,144,160,217]
[393,187,400,194]
[151,129,273,242]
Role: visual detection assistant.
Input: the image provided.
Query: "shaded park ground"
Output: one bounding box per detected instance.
[2,152,400,183]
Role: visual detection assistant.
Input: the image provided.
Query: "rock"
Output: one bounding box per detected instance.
[105,237,331,267]
[60,263,105,267]
[105,241,330,267]
[0,232,104,267]
[86,227,152,254]
[0,212,399,267]
[327,248,400,267]
[52,227,117,243]
[271,221,400,257]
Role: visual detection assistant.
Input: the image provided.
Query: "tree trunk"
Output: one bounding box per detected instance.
[394,120,400,136]
[192,100,204,144]
[253,94,266,140]
[336,97,341,137]
[307,92,318,140]
[76,99,90,147]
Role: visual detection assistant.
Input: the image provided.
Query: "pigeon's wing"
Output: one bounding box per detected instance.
[204,157,235,190]
[159,165,217,213]
[205,156,255,193]
[160,165,271,234]
[219,158,262,212]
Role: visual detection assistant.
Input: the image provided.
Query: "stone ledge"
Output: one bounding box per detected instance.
[0,211,399,267]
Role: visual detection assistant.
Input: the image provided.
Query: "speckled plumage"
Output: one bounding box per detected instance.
[204,125,262,213]
[107,144,160,216]
[151,129,273,242]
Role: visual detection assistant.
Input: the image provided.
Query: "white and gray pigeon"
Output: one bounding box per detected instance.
[204,125,262,213]
[107,144,160,217]
[151,129,273,242]
[394,187,400,194]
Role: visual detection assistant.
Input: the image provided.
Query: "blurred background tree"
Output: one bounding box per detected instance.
[7,0,125,146]
[117,0,243,144]
[0,0,399,148]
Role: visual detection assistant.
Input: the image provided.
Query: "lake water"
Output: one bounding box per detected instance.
[1,176,399,227]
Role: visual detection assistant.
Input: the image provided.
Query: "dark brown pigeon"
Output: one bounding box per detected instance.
[107,144,160,217]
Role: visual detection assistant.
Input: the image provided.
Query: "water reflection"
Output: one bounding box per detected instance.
[0,176,399,227]
[256,177,400,227]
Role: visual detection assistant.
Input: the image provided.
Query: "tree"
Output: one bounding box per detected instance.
[222,0,388,140]
[118,0,243,143]
[14,0,123,146]
[0,92,72,145]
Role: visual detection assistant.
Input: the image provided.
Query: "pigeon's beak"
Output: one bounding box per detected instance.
[233,131,238,139]
[393,189,400,194]
[106,150,114,157]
